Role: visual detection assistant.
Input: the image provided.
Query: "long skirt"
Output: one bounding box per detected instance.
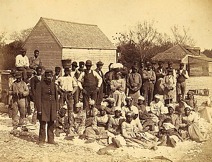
[188,123,208,142]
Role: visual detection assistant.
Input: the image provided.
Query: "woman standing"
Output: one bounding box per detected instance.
[110,72,126,107]
[163,69,175,106]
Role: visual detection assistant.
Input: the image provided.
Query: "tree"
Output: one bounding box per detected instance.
[113,21,173,65]
[2,41,23,69]
[170,25,195,46]
[0,32,7,48]
[10,27,33,42]
[113,21,196,67]
[0,27,33,69]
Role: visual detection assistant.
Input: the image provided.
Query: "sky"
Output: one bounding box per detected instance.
[0,0,212,50]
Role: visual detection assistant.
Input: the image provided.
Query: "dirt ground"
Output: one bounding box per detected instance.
[0,76,212,162]
[0,112,211,162]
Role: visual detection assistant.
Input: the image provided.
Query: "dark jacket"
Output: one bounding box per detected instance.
[35,79,59,122]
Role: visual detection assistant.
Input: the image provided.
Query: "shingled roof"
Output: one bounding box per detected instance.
[39,17,116,49]
[152,44,200,62]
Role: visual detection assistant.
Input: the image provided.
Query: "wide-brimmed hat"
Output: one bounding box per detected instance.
[85,60,92,66]
[96,61,104,66]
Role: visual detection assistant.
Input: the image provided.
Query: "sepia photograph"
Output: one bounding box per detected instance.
[0,0,212,161]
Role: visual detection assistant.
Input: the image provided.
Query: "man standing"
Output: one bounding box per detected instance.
[10,71,29,128]
[29,50,42,70]
[176,63,189,101]
[52,67,61,82]
[15,48,29,82]
[35,70,58,145]
[56,68,78,117]
[95,61,104,108]
[142,63,156,106]
[127,66,142,106]
[70,61,80,110]
[30,66,43,124]
[78,60,102,114]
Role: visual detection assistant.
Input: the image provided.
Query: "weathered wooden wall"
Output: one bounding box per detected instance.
[188,57,209,76]
[62,48,116,73]
[23,20,62,70]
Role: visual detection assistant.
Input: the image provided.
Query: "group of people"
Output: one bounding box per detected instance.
[8,48,208,150]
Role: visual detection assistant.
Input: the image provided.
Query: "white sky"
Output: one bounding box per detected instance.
[0,0,212,50]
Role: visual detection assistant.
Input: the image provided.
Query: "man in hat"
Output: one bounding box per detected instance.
[56,68,78,119]
[127,65,142,106]
[78,60,102,114]
[29,50,42,70]
[142,63,156,106]
[176,63,189,102]
[15,48,29,82]
[52,67,61,82]
[35,69,59,145]
[10,71,29,128]
[95,61,105,108]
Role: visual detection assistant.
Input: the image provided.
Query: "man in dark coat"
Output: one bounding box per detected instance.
[35,69,59,145]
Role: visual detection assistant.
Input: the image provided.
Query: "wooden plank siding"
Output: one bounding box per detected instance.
[62,48,116,73]
[23,20,62,70]
[188,56,209,76]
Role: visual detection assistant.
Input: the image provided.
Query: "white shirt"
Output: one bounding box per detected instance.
[78,70,102,89]
[15,54,29,67]
[121,105,139,117]
[56,75,77,92]
[150,100,167,116]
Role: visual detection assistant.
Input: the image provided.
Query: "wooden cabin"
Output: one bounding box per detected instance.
[152,45,212,76]
[23,17,117,72]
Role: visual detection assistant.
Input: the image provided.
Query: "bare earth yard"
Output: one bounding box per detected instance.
[0,76,212,162]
